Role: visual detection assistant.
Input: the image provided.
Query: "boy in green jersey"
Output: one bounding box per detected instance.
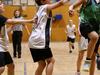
[69,0,100,75]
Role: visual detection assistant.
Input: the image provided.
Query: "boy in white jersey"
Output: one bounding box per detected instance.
[28,0,69,75]
[0,1,33,75]
[65,20,76,53]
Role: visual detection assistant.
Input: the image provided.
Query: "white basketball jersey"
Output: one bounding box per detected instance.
[66,25,76,38]
[0,25,9,52]
[29,5,52,49]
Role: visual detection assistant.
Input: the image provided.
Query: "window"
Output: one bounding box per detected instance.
[4,0,13,5]
[3,0,35,5]
[28,0,35,5]
[13,0,20,5]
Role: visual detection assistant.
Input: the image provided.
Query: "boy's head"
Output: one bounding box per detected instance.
[0,0,5,14]
[35,0,50,6]
[68,20,73,25]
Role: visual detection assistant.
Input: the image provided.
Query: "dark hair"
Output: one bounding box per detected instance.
[0,0,3,4]
[14,9,22,18]
[35,0,43,6]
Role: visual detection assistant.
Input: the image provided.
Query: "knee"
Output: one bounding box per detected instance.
[91,34,99,42]
[0,67,5,74]
[41,62,46,68]
[47,58,55,64]
[38,62,46,69]
[51,58,55,64]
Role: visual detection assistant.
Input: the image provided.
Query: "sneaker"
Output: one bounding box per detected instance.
[83,60,91,71]
[75,72,80,75]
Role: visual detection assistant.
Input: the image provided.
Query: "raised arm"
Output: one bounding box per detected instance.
[47,0,69,10]
[70,0,84,9]
[6,19,33,25]
[69,0,85,16]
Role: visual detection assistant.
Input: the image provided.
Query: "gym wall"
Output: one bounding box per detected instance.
[4,3,79,42]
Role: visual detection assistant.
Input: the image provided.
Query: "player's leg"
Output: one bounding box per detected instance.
[7,63,14,75]
[76,50,85,74]
[0,67,5,75]
[69,42,72,53]
[45,57,55,75]
[17,31,22,58]
[35,60,46,75]
[87,31,99,60]
[89,52,96,75]
[5,52,15,75]
[12,32,17,58]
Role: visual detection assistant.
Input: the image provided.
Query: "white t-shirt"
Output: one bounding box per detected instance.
[29,5,52,49]
[12,17,24,31]
[66,24,76,39]
[0,26,9,52]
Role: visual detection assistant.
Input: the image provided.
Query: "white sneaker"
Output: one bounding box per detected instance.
[83,60,91,72]
[75,72,80,75]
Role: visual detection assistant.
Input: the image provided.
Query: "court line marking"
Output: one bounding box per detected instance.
[24,62,27,75]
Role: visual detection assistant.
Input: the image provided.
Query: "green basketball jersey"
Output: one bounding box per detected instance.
[80,0,100,34]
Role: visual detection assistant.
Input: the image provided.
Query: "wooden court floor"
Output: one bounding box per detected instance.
[2,42,100,75]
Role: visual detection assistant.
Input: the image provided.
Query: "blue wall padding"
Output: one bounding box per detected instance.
[55,14,62,20]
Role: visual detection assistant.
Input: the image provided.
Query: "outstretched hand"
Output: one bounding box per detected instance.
[31,17,37,23]
[68,5,74,17]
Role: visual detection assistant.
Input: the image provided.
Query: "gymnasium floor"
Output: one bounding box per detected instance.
[2,42,100,75]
